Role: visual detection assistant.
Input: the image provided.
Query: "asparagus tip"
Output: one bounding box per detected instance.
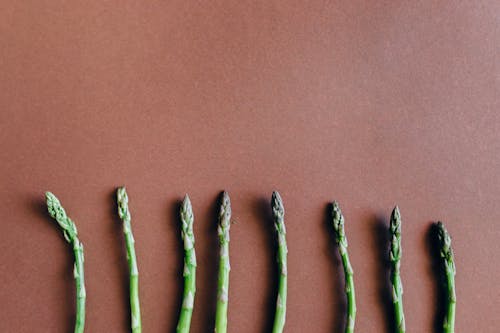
[116,187,130,222]
[332,200,340,210]
[389,205,402,263]
[117,186,128,202]
[391,205,401,220]
[271,191,284,217]
[390,205,402,234]
[331,201,344,233]
[183,193,191,205]
[181,194,193,219]
[45,191,57,205]
[436,221,453,258]
[45,191,62,219]
[45,191,77,242]
[219,191,231,221]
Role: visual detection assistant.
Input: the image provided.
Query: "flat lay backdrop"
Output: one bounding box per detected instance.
[1,1,499,332]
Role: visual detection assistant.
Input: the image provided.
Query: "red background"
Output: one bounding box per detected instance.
[1,1,499,332]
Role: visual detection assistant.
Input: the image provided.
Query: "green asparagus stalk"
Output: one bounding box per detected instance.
[389,206,405,333]
[215,191,231,333]
[437,221,456,333]
[271,191,287,333]
[331,201,356,333]
[177,194,196,333]
[45,192,86,333]
[117,187,142,333]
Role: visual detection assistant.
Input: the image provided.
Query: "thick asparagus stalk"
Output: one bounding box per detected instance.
[437,222,456,333]
[271,191,287,333]
[215,191,231,333]
[117,187,142,333]
[45,192,86,333]
[177,194,196,333]
[331,202,356,333]
[389,206,405,333]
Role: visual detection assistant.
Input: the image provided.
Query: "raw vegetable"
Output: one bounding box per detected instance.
[271,191,287,333]
[117,187,142,333]
[45,192,86,333]
[437,221,456,333]
[177,194,196,333]
[215,191,231,333]
[389,206,405,333]
[331,201,356,333]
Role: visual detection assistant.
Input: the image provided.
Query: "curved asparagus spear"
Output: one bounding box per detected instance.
[117,187,142,333]
[215,191,232,333]
[45,192,86,333]
[271,191,287,333]
[331,201,356,333]
[389,206,405,333]
[177,194,196,333]
[437,222,456,333]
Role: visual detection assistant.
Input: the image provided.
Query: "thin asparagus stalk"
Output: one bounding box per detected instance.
[45,192,86,333]
[331,201,356,333]
[389,206,405,333]
[215,191,231,333]
[117,187,142,333]
[177,194,196,333]
[437,221,456,333]
[271,191,287,333]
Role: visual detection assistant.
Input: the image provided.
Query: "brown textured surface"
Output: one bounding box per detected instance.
[1,1,499,332]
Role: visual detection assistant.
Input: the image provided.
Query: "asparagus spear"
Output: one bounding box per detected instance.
[117,187,142,333]
[271,191,287,333]
[389,206,405,333]
[437,222,456,333]
[331,201,356,333]
[177,194,196,333]
[45,192,86,333]
[215,191,231,333]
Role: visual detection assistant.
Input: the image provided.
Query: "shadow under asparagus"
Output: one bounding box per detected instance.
[33,197,76,333]
[252,197,280,333]
[370,214,397,333]
[426,223,447,333]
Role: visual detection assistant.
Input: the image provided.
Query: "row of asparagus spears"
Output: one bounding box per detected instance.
[44,189,456,333]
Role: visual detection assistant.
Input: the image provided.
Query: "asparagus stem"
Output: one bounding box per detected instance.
[215,191,231,333]
[437,222,456,333]
[271,191,287,333]
[389,206,405,333]
[177,194,196,333]
[45,192,86,333]
[117,187,142,333]
[331,202,356,333]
